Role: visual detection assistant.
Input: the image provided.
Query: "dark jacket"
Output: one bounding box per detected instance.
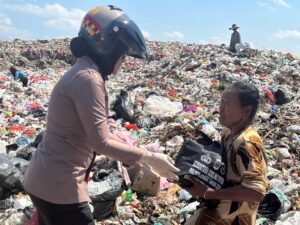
[229,31,241,52]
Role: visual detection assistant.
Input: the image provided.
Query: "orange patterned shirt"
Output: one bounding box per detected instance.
[186,126,267,225]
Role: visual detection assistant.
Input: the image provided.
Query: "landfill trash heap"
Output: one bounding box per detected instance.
[0,38,299,225]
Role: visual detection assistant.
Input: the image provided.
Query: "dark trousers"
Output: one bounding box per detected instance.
[20,77,28,87]
[29,193,95,225]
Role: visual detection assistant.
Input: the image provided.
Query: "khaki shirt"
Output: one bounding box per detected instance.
[24,56,144,204]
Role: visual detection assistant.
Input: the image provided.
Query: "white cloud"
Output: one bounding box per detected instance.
[273,0,291,8]
[163,31,184,40]
[258,0,291,10]
[141,30,151,39]
[257,2,276,11]
[273,30,300,40]
[0,12,30,39]
[1,3,85,29]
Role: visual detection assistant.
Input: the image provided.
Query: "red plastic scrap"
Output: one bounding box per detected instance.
[29,76,49,82]
[148,80,156,85]
[26,103,42,112]
[24,207,38,225]
[0,75,7,81]
[24,128,34,136]
[6,125,25,131]
[130,203,140,209]
[124,124,139,131]
[262,87,275,103]
[30,103,42,109]
[168,89,177,97]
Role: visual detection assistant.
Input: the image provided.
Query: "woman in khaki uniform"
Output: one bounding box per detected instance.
[24,5,179,225]
[185,81,267,225]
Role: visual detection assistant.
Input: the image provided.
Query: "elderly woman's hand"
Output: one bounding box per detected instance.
[184,176,208,198]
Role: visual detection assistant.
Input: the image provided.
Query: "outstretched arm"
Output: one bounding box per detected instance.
[205,185,264,202]
[185,177,264,202]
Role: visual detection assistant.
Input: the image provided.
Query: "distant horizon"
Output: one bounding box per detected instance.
[1,37,296,57]
[0,0,300,56]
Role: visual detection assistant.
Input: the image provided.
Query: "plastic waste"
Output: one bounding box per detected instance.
[263,87,276,104]
[274,211,300,225]
[258,189,291,220]
[0,154,24,196]
[1,211,28,225]
[88,168,124,220]
[13,198,32,209]
[9,157,30,175]
[124,124,139,131]
[16,136,32,147]
[24,207,38,225]
[125,188,133,202]
[178,201,199,214]
[177,189,192,201]
[136,115,158,129]
[0,141,7,155]
[143,95,183,119]
[0,197,14,209]
[286,125,300,134]
[256,218,272,225]
[276,148,291,161]
[112,90,134,122]
[274,89,291,105]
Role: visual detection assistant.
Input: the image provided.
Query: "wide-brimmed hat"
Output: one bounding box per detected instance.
[229,24,240,30]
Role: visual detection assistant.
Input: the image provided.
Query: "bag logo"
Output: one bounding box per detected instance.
[201,154,211,164]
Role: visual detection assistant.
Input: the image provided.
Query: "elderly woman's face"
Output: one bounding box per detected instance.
[219,87,244,128]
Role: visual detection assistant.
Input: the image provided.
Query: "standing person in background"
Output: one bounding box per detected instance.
[24,5,179,225]
[229,24,241,53]
[9,66,28,87]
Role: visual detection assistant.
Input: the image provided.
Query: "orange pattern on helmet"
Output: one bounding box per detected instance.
[83,15,101,37]
[88,7,101,16]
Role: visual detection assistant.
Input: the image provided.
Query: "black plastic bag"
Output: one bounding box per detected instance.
[92,200,116,220]
[275,89,291,105]
[16,131,44,160]
[32,130,44,148]
[136,115,158,129]
[32,108,47,118]
[175,133,226,208]
[9,157,30,175]
[112,90,134,122]
[0,155,15,183]
[0,154,24,197]
[16,145,36,160]
[6,143,18,152]
[88,169,124,220]
[258,192,283,221]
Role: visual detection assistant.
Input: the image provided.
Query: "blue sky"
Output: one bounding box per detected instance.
[1,0,300,55]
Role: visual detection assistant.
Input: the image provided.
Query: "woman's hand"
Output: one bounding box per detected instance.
[184,176,208,198]
[139,151,180,182]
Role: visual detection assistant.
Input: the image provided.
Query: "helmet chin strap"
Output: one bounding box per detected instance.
[70,37,126,79]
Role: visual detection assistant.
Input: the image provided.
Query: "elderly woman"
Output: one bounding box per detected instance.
[185,81,267,225]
